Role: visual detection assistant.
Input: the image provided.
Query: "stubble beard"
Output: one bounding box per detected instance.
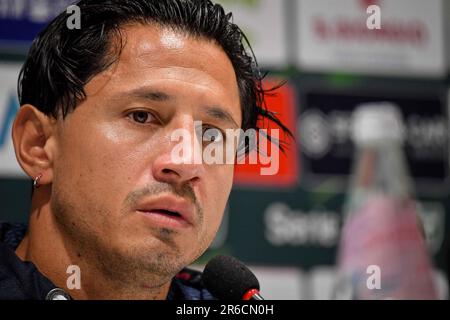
[51,189,212,296]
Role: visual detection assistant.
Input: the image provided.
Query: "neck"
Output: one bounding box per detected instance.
[15,187,171,300]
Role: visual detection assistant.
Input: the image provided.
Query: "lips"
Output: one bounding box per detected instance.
[135,195,195,228]
[149,209,181,218]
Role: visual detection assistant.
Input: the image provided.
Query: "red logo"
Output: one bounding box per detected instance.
[233,80,299,188]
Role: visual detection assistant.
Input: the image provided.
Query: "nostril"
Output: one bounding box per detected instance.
[162,168,180,177]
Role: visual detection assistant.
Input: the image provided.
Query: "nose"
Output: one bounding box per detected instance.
[152,120,205,187]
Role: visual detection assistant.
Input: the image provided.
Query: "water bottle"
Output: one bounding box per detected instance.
[333,102,437,299]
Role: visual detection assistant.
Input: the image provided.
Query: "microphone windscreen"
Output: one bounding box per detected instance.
[202,255,260,300]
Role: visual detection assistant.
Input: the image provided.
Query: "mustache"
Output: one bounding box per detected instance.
[124,182,203,221]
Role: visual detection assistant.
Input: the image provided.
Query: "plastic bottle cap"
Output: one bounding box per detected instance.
[351,102,405,145]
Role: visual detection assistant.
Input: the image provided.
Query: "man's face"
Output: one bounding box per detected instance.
[50,24,241,285]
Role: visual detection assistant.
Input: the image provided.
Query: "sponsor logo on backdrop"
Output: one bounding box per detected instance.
[297,0,445,77]
[261,199,443,254]
[314,0,424,46]
[0,0,73,51]
[298,91,448,195]
[0,0,72,22]
[0,63,25,177]
[264,202,340,247]
[300,107,447,161]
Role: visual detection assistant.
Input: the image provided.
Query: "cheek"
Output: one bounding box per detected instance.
[54,123,135,217]
[203,165,234,228]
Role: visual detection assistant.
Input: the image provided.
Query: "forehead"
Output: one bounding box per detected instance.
[85,24,241,125]
[117,23,232,68]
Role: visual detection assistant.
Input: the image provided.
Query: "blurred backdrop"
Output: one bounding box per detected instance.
[0,0,449,299]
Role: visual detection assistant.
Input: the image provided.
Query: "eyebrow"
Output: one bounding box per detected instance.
[127,88,171,102]
[125,88,240,129]
[203,106,240,129]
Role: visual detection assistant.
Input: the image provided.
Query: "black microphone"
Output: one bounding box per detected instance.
[202,255,264,300]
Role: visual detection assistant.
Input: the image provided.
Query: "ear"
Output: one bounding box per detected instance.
[12,104,57,186]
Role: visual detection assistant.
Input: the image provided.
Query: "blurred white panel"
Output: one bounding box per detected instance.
[309,266,337,300]
[0,63,25,178]
[296,0,446,77]
[250,266,304,300]
[192,263,448,300]
[192,263,304,299]
[215,0,289,68]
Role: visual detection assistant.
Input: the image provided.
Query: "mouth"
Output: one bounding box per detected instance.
[137,209,188,229]
[148,209,181,217]
[135,196,195,229]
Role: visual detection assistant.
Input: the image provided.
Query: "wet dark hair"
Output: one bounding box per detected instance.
[18,0,292,153]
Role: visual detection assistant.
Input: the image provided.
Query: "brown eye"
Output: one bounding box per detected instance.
[203,127,224,143]
[129,111,153,124]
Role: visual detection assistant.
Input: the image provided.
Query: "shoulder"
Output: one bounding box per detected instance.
[0,240,56,300]
[0,222,27,250]
[0,222,59,300]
